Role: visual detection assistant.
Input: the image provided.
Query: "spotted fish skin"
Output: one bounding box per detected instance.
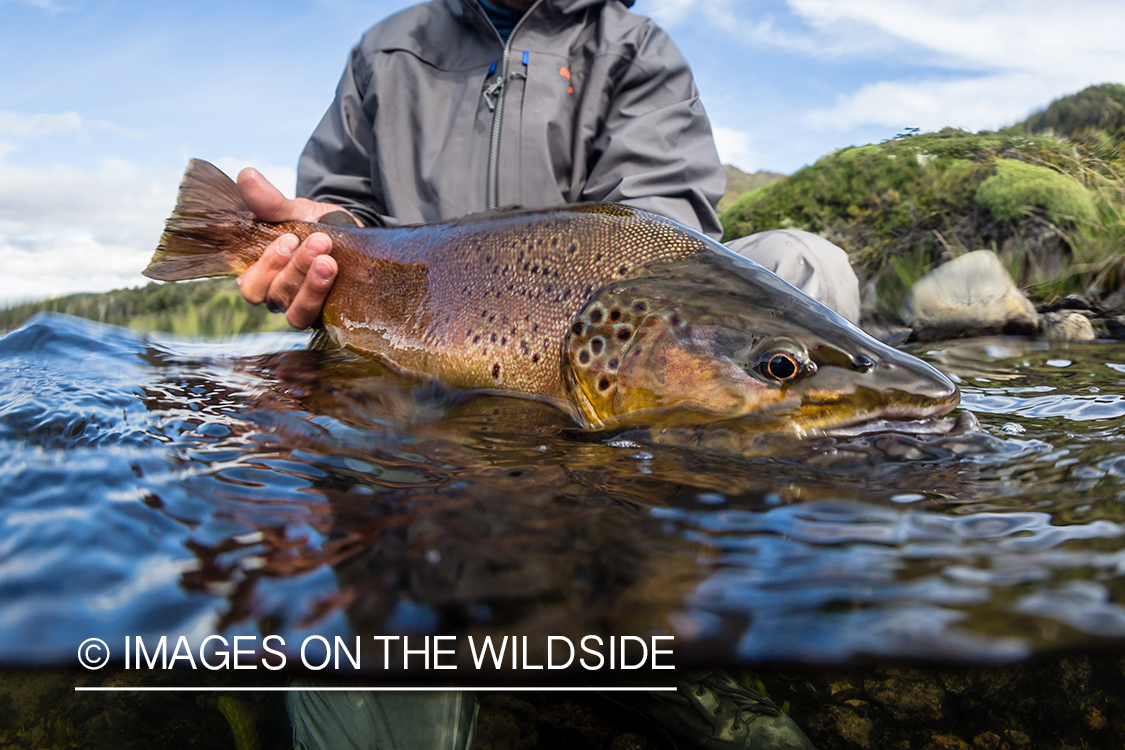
[146,160,959,434]
[144,160,711,416]
[321,204,707,405]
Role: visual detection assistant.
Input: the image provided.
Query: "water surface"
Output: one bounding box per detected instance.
[3,313,1125,671]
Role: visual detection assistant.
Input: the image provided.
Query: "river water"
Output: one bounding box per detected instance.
[2,313,1125,678]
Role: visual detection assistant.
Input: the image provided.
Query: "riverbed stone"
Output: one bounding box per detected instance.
[903,250,1040,341]
[1105,315,1125,340]
[1039,310,1096,341]
[1102,285,1125,314]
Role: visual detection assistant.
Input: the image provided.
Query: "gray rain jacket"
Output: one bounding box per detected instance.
[296,0,726,239]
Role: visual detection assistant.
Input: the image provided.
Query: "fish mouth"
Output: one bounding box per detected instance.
[778,352,961,437]
[787,394,961,438]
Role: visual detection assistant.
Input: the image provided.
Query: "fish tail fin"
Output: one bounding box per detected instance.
[144,159,270,281]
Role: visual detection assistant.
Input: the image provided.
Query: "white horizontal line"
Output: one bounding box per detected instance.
[75,686,678,692]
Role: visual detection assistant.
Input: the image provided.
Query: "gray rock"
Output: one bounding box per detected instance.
[1039,311,1096,341]
[904,250,1040,341]
[1106,316,1125,340]
[1102,285,1125,314]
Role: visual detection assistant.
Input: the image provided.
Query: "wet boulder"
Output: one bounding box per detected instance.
[904,250,1040,341]
[1039,311,1096,341]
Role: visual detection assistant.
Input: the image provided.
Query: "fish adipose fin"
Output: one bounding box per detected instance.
[144,159,263,281]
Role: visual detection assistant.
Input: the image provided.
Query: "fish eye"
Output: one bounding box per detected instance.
[752,340,813,383]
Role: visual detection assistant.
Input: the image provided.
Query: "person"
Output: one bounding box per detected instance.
[236,0,858,331]
[238,0,836,746]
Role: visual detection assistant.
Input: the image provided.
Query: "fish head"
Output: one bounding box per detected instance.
[562,250,959,435]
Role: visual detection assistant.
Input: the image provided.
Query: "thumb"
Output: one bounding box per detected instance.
[237,167,295,222]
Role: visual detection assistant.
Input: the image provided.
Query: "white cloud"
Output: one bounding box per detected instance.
[794,0,1125,132]
[0,158,176,305]
[648,0,912,58]
[0,111,145,141]
[802,71,1061,133]
[0,119,297,305]
[712,126,759,173]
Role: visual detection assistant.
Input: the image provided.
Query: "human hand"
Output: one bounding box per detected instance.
[235,167,357,330]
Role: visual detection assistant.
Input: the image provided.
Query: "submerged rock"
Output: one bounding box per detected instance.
[1039,311,1096,341]
[904,251,1040,341]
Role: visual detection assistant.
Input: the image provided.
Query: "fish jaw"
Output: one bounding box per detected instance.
[562,251,959,434]
[774,339,960,437]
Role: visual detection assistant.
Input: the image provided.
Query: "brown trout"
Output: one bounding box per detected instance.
[144,159,958,435]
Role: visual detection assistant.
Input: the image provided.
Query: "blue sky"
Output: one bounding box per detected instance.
[2,0,1124,303]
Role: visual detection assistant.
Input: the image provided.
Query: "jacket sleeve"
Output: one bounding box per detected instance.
[580,22,726,240]
[296,44,389,228]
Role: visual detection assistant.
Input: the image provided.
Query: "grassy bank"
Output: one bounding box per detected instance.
[720,84,1125,317]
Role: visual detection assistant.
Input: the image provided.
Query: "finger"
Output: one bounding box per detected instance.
[237,167,293,222]
[286,254,338,329]
[264,232,332,314]
[237,234,298,305]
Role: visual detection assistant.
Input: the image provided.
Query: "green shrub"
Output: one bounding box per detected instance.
[974,158,1097,224]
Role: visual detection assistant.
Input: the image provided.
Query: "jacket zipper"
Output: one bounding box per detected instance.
[486,0,543,210]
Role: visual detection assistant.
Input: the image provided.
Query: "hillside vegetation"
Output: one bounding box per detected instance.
[721,83,1125,317]
[0,278,289,336]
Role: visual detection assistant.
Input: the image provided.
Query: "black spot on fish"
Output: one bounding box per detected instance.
[481,310,488,318]
[598,376,610,391]
[473,335,481,344]
[633,302,647,314]
[501,337,507,345]
[618,265,627,275]
[532,354,540,363]
[595,253,602,262]
[491,333,497,343]
[670,314,681,327]
[568,243,577,254]
[531,266,538,274]
[590,309,603,323]
[492,363,501,379]
[617,328,631,341]
[562,289,572,300]
[489,315,495,322]
[610,309,621,322]
[608,357,619,369]
[493,265,499,274]
[572,322,583,336]
[579,350,590,365]
[591,338,603,355]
